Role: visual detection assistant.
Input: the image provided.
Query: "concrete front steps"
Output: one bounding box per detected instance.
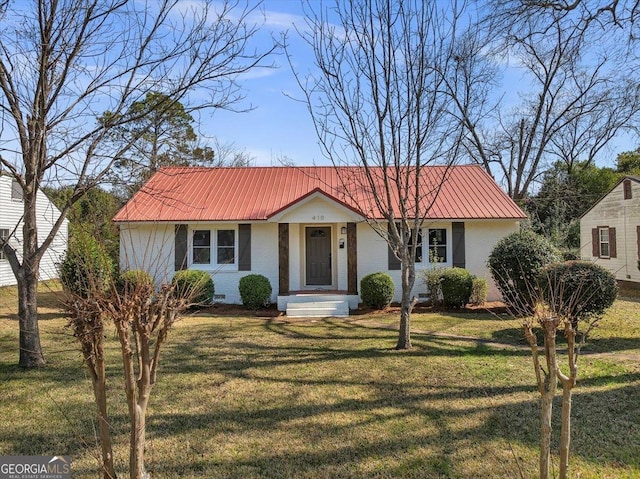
[279,292,359,318]
[286,300,349,318]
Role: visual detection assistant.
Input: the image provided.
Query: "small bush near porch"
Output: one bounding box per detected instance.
[0,283,639,478]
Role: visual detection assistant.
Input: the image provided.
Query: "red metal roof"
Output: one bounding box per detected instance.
[113,165,526,222]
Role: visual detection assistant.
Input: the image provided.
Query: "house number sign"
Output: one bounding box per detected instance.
[312,215,325,221]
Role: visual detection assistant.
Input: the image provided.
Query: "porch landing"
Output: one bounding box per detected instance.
[278,291,360,318]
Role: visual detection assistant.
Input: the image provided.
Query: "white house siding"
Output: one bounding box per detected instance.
[464,221,520,299]
[120,222,280,304]
[357,220,519,302]
[119,223,175,283]
[119,217,520,304]
[580,179,640,283]
[0,175,68,286]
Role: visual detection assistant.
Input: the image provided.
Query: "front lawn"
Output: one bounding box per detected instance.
[0,286,639,478]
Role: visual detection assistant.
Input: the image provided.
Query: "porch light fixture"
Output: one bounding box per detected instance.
[340,226,347,234]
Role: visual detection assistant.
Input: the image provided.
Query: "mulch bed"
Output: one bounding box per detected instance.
[196,301,508,318]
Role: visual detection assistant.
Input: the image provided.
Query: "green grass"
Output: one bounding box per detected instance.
[0,284,639,478]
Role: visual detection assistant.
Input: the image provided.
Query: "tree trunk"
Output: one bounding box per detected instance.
[131,402,148,479]
[559,383,572,479]
[17,268,45,367]
[92,358,117,479]
[396,258,417,350]
[539,327,558,479]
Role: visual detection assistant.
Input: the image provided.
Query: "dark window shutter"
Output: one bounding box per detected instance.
[609,227,617,258]
[174,225,188,271]
[452,222,465,268]
[637,226,640,259]
[238,224,251,271]
[388,223,401,270]
[592,228,599,257]
[624,179,632,200]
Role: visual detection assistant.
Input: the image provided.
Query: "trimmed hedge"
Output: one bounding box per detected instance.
[239,274,272,309]
[117,269,154,294]
[439,267,473,308]
[423,269,444,305]
[360,272,394,309]
[488,230,560,311]
[539,261,617,322]
[60,232,115,298]
[470,277,488,306]
[172,270,214,307]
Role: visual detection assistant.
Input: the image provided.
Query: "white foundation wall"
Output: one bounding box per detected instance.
[357,220,519,303]
[580,180,640,283]
[0,176,68,286]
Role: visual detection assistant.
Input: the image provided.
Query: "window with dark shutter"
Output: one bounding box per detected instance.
[238,224,251,271]
[609,227,617,258]
[174,225,188,271]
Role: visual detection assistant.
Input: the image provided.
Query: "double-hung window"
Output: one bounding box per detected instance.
[192,229,236,266]
[193,230,211,264]
[428,228,447,263]
[217,230,235,264]
[406,228,423,263]
[599,227,610,258]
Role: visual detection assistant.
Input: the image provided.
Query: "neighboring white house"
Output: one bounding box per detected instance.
[115,166,525,314]
[0,174,68,286]
[580,176,640,285]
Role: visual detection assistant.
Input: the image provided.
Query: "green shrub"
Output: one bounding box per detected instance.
[117,269,154,294]
[423,268,444,305]
[470,277,488,306]
[488,230,561,311]
[60,231,115,298]
[239,274,272,309]
[360,272,394,309]
[172,270,214,307]
[539,261,618,322]
[561,250,579,261]
[439,267,473,308]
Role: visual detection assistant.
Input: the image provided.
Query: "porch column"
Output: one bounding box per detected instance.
[347,222,358,295]
[278,223,289,295]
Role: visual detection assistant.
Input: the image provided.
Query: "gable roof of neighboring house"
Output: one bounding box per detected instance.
[113,165,526,223]
[580,175,640,219]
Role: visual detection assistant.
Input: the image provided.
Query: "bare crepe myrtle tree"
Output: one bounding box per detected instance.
[501,261,617,479]
[65,264,203,479]
[289,0,467,349]
[0,0,273,367]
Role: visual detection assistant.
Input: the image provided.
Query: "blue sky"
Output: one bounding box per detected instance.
[201,0,638,168]
[197,0,327,166]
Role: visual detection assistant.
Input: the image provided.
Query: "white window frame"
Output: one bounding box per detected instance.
[427,228,448,264]
[599,227,610,258]
[190,227,238,269]
[0,229,8,260]
[11,179,22,201]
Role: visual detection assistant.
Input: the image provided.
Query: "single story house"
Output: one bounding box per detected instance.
[114,165,526,315]
[580,176,640,286]
[0,173,68,286]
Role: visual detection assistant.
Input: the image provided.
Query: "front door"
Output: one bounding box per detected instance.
[306,227,332,286]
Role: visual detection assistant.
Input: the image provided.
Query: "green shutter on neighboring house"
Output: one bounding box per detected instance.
[452,222,465,268]
[238,224,251,271]
[174,225,188,271]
